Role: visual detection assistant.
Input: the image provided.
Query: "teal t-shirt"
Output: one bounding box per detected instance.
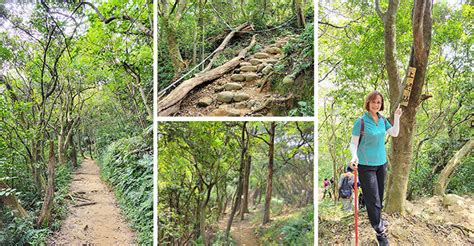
[352,112,392,166]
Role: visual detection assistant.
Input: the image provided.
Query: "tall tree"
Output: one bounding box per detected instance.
[262,122,276,224]
[375,0,434,213]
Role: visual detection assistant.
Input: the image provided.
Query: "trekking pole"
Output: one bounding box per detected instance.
[354,168,359,246]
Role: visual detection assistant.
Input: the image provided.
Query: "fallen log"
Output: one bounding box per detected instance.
[158,35,257,116]
[200,23,252,73]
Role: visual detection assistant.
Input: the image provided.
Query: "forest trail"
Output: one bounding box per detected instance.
[218,210,260,246]
[177,35,296,116]
[319,195,474,245]
[48,158,136,244]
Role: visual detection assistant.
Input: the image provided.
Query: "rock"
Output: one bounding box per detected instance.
[234,68,241,74]
[257,63,266,72]
[249,58,263,65]
[247,100,257,107]
[243,73,259,82]
[215,86,225,92]
[224,83,243,91]
[233,93,250,102]
[443,194,465,207]
[265,58,279,64]
[240,62,252,67]
[240,66,258,72]
[210,107,241,116]
[234,102,248,109]
[216,91,234,103]
[231,74,245,82]
[406,200,422,217]
[197,97,213,107]
[266,47,282,54]
[254,52,270,59]
[282,75,295,85]
[262,65,273,75]
[227,109,241,116]
[276,41,286,48]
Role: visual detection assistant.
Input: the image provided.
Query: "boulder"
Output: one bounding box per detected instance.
[254,52,270,59]
[443,194,465,207]
[224,83,243,91]
[249,58,263,65]
[216,91,234,103]
[233,93,250,102]
[210,107,241,116]
[240,62,252,67]
[265,58,279,64]
[231,74,245,82]
[234,102,248,109]
[266,47,282,54]
[197,97,213,107]
[240,66,258,72]
[243,73,259,82]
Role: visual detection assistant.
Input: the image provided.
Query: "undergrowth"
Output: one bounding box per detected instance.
[0,163,73,244]
[99,128,153,245]
[256,205,314,245]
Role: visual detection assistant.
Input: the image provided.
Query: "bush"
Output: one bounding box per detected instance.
[99,131,153,245]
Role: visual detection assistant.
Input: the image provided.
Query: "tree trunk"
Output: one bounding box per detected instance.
[0,181,27,218]
[294,0,306,28]
[384,0,433,214]
[263,122,276,225]
[434,139,474,196]
[70,133,78,168]
[58,132,66,165]
[158,35,257,116]
[163,18,186,72]
[241,154,251,218]
[226,122,247,242]
[200,23,251,73]
[37,141,56,227]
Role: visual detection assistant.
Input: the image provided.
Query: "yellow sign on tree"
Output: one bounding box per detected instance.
[401,67,416,106]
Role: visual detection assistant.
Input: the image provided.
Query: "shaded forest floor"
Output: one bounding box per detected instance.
[215,202,313,245]
[176,34,297,116]
[318,194,474,245]
[218,208,260,246]
[48,158,135,244]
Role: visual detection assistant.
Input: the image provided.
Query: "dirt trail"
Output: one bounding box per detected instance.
[218,211,260,246]
[48,158,135,245]
[319,195,474,245]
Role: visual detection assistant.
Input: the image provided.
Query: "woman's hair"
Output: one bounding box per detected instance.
[365,90,384,111]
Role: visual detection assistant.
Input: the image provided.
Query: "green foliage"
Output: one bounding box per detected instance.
[0,215,49,245]
[257,206,314,245]
[0,163,72,244]
[289,101,314,116]
[99,131,153,245]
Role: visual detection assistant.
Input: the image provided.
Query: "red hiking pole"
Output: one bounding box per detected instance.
[354,168,359,246]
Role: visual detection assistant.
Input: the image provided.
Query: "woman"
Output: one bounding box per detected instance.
[349,91,402,246]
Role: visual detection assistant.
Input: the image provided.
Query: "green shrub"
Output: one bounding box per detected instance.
[99,131,153,245]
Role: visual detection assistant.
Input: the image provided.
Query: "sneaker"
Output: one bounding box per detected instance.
[376,231,390,246]
[382,218,389,228]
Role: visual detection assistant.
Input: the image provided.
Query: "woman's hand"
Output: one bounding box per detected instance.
[350,157,359,170]
[395,104,403,118]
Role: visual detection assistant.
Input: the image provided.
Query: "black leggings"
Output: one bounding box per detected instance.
[358,163,387,233]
